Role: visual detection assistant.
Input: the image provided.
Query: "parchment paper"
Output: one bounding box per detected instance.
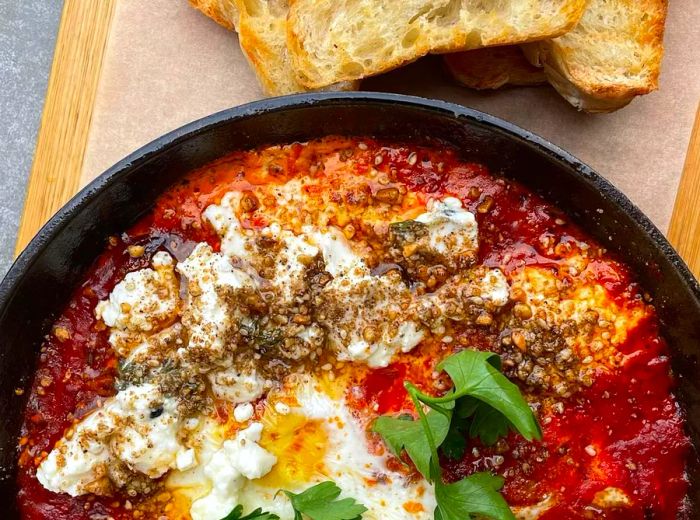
[83,0,700,232]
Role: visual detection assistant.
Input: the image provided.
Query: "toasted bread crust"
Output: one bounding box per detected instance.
[287,0,587,89]
[233,0,360,95]
[444,47,546,90]
[188,0,238,30]
[189,0,358,95]
[525,0,668,111]
[189,0,667,111]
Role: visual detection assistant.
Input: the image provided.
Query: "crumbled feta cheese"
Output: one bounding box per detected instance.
[110,386,182,478]
[36,384,187,496]
[272,231,319,303]
[203,193,256,263]
[36,408,116,496]
[320,249,424,368]
[95,252,179,355]
[189,423,276,520]
[233,403,255,422]
[152,251,174,268]
[177,243,257,359]
[311,227,363,277]
[208,367,265,404]
[274,402,290,415]
[415,197,478,263]
[512,495,557,520]
[390,321,426,353]
[176,448,197,471]
[592,487,632,509]
[478,268,510,307]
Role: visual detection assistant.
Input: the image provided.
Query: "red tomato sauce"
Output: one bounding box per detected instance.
[16,137,690,519]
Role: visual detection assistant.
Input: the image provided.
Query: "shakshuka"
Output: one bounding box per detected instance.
[16,137,690,519]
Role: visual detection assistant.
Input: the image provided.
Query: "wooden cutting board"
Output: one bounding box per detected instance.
[15,0,700,278]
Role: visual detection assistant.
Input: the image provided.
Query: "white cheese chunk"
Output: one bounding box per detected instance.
[208,366,265,404]
[110,386,182,478]
[95,252,179,355]
[189,423,276,520]
[415,197,478,260]
[176,448,198,472]
[233,403,255,423]
[318,238,424,368]
[479,268,510,307]
[512,495,557,520]
[592,487,632,509]
[203,193,256,263]
[36,407,116,496]
[177,243,257,359]
[36,384,187,496]
[270,227,319,304]
[311,227,362,277]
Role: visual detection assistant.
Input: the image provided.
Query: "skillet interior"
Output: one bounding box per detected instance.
[1,93,699,517]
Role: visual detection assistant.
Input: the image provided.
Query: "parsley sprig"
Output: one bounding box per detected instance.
[373,349,542,520]
[220,505,279,520]
[221,481,367,520]
[283,481,368,520]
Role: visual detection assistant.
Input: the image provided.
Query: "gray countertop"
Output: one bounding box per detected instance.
[0,2,62,276]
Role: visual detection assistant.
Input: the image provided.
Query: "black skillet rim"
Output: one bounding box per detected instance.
[2,92,699,515]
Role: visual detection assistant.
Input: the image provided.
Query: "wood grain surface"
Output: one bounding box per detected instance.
[14,0,115,255]
[669,103,700,277]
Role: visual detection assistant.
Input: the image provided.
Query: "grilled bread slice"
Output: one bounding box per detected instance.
[444,46,546,90]
[522,0,668,112]
[188,0,239,30]
[233,0,308,95]
[286,0,587,89]
[189,0,358,95]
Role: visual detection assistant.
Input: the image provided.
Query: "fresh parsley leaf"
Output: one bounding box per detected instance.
[441,420,467,460]
[373,349,542,520]
[434,350,541,442]
[440,397,479,459]
[283,481,368,520]
[373,411,450,480]
[469,402,512,446]
[219,505,280,520]
[434,473,515,520]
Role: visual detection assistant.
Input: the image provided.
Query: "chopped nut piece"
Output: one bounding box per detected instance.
[343,224,356,239]
[53,326,71,341]
[362,326,378,343]
[475,313,493,326]
[127,245,145,258]
[513,303,533,320]
[241,192,260,212]
[476,196,495,214]
[512,330,527,351]
[375,187,400,204]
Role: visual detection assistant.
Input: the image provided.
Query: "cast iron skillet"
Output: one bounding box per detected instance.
[1,93,699,517]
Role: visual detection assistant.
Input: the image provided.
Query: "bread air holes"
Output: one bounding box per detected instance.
[356,38,387,57]
[340,61,365,76]
[402,28,421,48]
[427,0,461,26]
